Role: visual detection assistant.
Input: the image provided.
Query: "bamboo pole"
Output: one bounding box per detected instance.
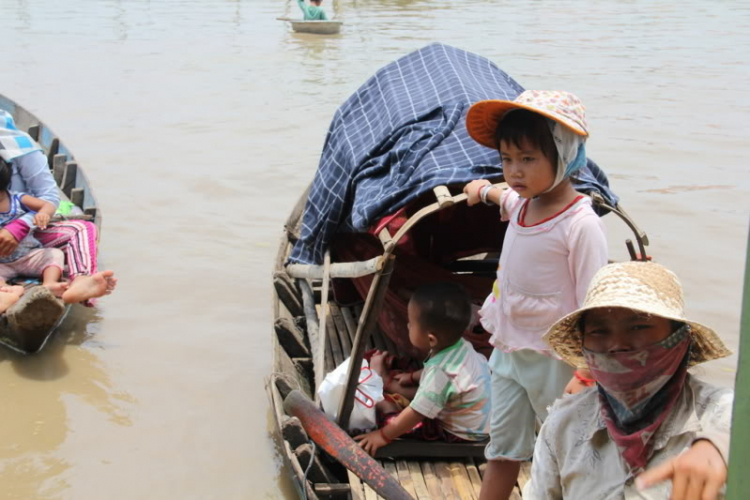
[336,255,396,430]
[314,250,332,399]
[286,256,383,280]
[727,228,749,499]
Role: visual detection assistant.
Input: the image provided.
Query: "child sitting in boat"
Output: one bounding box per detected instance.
[355,282,491,456]
[462,90,608,499]
[0,161,116,312]
[527,261,733,499]
[297,0,328,21]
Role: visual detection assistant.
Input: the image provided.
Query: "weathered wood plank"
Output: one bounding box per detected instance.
[70,187,84,209]
[274,271,304,318]
[396,460,418,499]
[376,439,488,459]
[46,138,59,172]
[326,310,344,366]
[329,303,352,359]
[434,462,460,499]
[61,160,77,197]
[383,460,399,482]
[447,461,476,500]
[27,124,39,141]
[465,459,483,498]
[275,317,310,358]
[313,483,350,498]
[509,487,523,500]
[340,305,359,345]
[52,154,66,187]
[284,441,318,500]
[421,461,444,500]
[295,443,336,484]
[292,358,314,397]
[347,469,365,500]
[362,479,379,500]
[517,461,532,493]
[277,343,312,397]
[316,304,335,374]
[407,460,432,500]
[281,415,308,449]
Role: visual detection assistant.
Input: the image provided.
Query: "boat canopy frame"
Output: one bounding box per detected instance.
[282,182,651,431]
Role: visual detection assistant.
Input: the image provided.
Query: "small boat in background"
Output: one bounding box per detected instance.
[0,94,101,354]
[277,17,343,35]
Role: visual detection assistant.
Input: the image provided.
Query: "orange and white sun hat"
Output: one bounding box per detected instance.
[466,90,589,149]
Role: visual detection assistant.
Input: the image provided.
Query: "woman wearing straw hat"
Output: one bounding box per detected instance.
[526,261,733,499]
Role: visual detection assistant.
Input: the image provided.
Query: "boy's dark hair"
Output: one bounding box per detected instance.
[494,109,558,166]
[410,282,472,345]
[0,159,11,192]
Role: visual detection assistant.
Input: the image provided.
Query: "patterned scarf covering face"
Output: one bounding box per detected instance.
[0,110,42,162]
[583,324,692,471]
[543,118,587,193]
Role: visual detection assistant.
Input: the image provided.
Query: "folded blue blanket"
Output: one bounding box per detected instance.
[290,43,618,265]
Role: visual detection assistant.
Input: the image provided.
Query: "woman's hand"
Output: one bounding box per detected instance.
[463,179,491,206]
[33,212,51,229]
[0,229,19,257]
[636,439,726,499]
[354,429,390,456]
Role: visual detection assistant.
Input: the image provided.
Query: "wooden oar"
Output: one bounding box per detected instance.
[283,389,414,500]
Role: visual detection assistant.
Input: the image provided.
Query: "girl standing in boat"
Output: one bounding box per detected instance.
[0,161,115,310]
[462,91,608,500]
[297,0,328,20]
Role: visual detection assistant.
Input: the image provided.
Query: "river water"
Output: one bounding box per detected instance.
[0,0,748,498]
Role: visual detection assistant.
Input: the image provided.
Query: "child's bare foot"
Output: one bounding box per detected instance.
[62,270,115,304]
[0,285,26,296]
[44,281,69,298]
[0,290,21,314]
[103,272,117,294]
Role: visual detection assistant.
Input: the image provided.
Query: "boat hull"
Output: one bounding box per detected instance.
[0,95,101,354]
[290,20,342,35]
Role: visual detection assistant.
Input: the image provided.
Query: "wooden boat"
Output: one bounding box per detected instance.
[268,181,649,499]
[278,17,343,35]
[0,94,101,354]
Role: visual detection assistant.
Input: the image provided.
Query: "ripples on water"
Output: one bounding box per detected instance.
[1,0,748,498]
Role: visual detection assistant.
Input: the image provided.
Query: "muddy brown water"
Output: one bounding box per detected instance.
[1,0,748,498]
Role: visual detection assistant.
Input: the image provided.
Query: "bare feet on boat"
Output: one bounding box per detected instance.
[44,281,70,298]
[0,285,26,296]
[0,288,24,314]
[62,270,116,304]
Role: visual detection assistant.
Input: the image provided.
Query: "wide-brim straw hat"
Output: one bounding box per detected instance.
[544,261,731,368]
[466,90,589,149]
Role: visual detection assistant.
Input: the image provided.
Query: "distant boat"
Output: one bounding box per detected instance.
[277,17,343,35]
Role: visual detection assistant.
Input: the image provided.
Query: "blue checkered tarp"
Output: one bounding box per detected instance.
[289,43,618,265]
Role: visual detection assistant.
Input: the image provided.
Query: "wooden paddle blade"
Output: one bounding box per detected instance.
[283,389,414,500]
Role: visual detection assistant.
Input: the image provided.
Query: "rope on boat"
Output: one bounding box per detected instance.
[300,440,317,500]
